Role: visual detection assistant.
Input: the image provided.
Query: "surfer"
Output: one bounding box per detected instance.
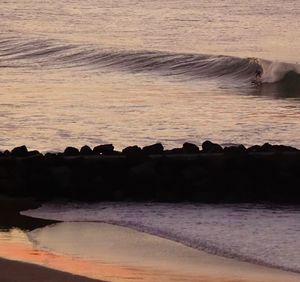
[255,69,262,79]
[253,68,263,85]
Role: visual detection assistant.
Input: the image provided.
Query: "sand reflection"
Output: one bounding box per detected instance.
[0,225,212,282]
[1,223,300,282]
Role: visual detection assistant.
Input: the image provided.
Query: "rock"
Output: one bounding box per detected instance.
[182,142,200,154]
[64,147,80,156]
[27,150,41,157]
[164,148,183,155]
[224,145,247,154]
[122,145,143,157]
[80,145,93,155]
[44,152,57,158]
[128,161,159,200]
[142,143,164,155]
[261,142,273,152]
[272,145,299,152]
[247,145,261,152]
[49,166,72,192]
[202,141,223,153]
[11,145,28,157]
[93,144,114,155]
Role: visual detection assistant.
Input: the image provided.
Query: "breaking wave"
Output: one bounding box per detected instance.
[1,36,300,87]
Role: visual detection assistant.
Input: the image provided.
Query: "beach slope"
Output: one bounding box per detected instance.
[0,258,104,282]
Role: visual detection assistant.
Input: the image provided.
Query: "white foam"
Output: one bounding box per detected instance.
[260,59,300,83]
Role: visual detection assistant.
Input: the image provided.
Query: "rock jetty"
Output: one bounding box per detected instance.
[0,142,299,203]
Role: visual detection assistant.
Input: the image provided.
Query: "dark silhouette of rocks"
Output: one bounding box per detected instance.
[261,142,273,152]
[80,145,93,155]
[122,145,143,157]
[44,152,57,158]
[224,145,247,155]
[183,142,200,154]
[28,150,41,157]
[247,143,299,153]
[165,148,183,154]
[0,142,299,203]
[64,147,80,156]
[93,144,114,155]
[142,143,164,155]
[11,145,28,157]
[202,141,223,153]
[247,145,262,152]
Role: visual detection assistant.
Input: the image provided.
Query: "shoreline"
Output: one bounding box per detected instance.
[22,201,300,277]
[1,219,300,282]
[0,196,300,282]
[0,195,58,231]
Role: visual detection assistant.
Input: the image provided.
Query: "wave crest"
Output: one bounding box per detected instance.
[260,60,300,84]
[1,36,300,88]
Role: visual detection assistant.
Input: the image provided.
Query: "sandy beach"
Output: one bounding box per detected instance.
[0,258,104,282]
[25,222,300,282]
[0,196,299,282]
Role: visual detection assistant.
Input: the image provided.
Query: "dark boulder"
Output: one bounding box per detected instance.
[182,142,200,154]
[128,161,159,199]
[261,142,273,152]
[93,144,114,155]
[122,145,143,157]
[224,145,247,155]
[202,141,223,153]
[164,148,183,155]
[64,147,80,156]
[44,152,57,158]
[80,145,93,155]
[11,145,28,157]
[248,143,299,153]
[272,145,299,152]
[27,150,41,157]
[247,145,262,152]
[142,143,164,155]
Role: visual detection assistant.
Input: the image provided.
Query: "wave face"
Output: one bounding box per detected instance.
[2,36,299,87]
[22,203,300,273]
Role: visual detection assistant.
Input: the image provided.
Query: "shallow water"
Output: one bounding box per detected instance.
[23,203,300,273]
[1,1,300,151]
[0,226,196,282]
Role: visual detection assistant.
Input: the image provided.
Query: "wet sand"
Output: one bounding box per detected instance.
[0,258,104,282]
[25,222,300,282]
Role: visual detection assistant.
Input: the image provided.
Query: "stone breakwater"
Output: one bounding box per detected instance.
[0,141,299,203]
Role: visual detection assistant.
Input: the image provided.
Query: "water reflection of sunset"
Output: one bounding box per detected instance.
[0,228,206,282]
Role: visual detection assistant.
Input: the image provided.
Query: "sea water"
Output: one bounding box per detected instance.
[22,203,300,273]
[1,0,300,151]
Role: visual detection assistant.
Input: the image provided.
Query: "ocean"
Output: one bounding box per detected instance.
[1,1,300,278]
[0,0,300,151]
